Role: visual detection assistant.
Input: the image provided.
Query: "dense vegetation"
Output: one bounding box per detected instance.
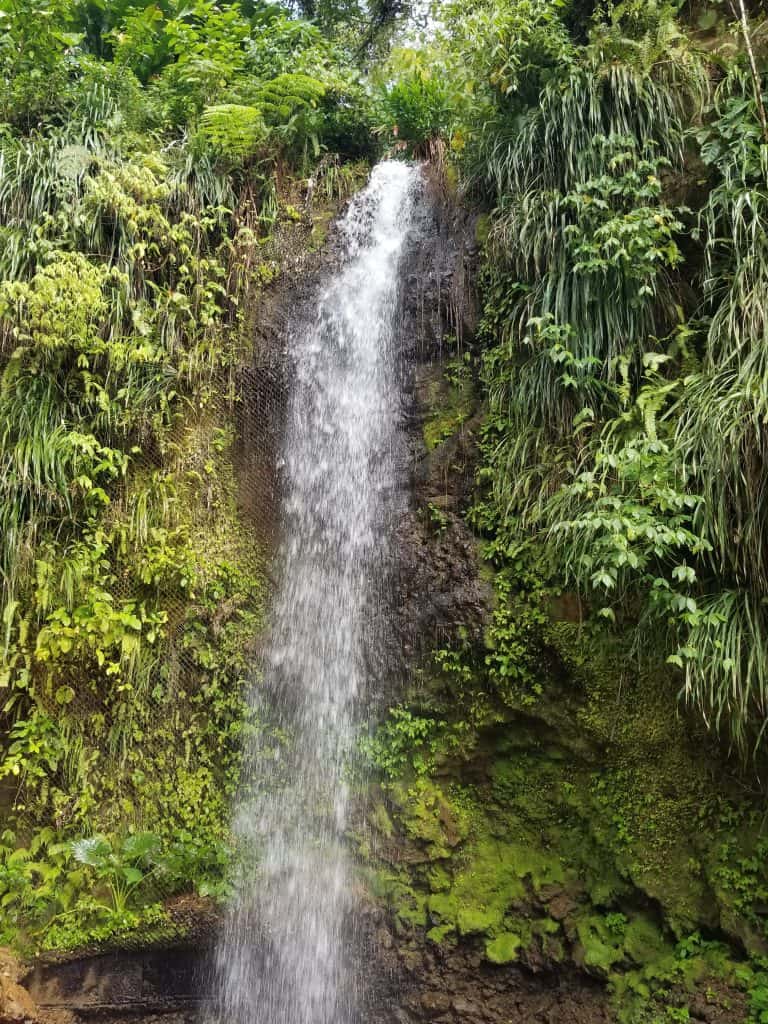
[364,2,768,1021]
[378,0,768,761]
[0,0,383,952]
[4,0,768,1019]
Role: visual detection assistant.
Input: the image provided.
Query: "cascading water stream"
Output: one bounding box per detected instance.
[209,161,420,1024]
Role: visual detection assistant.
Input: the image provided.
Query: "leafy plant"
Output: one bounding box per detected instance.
[71,832,161,914]
[200,105,266,163]
[378,69,451,156]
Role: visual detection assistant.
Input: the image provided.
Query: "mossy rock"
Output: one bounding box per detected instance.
[368,568,765,1012]
[363,868,427,929]
[388,778,470,859]
[426,891,458,924]
[427,864,451,893]
[426,923,454,945]
[422,366,474,453]
[485,931,522,964]
[457,905,500,936]
[419,837,567,946]
[573,915,626,976]
[623,915,669,966]
[371,801,394,839]
[573,912,670,978]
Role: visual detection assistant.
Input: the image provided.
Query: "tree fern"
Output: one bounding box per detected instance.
[199,104,266,162]
[253,73,326,126]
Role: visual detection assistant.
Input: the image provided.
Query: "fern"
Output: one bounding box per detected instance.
[254,73,326,125]
[199,104,266,162]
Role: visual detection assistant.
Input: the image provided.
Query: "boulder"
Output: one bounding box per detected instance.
[0,950,37,1023]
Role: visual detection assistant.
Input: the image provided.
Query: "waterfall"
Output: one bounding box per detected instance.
[210,161,420,1024]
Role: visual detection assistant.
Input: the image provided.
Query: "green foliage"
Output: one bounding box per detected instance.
[483,572,546,707]
[547,426,707,617]
[488,135,685,368]
[0,822,229,951]
[740,957,768,1023]
[377,69,451,155]
[0,409,266,949]
[0,0,80,125]
[200,105,267,163]
[256,73,327,125]
[360,708,468,779]
[410,0,768,755]
[70,832,162,913]
[249,72,328,160]
[0,0,378,955]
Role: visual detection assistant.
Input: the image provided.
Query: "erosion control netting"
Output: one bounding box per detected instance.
[5,211,364,862]
[25,349,290,841]
[138,357,288,708]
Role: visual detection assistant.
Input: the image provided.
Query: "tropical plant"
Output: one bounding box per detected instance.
[200,105,267,163]
[429,0,768,758]
[70,832,162,913]
[0,0,375,955]
[378,69,451,156]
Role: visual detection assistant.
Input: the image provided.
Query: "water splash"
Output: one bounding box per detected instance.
[210,161,420,1024]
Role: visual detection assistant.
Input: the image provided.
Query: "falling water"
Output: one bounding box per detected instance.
[210,161,420,1024]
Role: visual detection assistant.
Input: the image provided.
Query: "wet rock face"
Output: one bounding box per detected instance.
[401,959,611,1024]
[359,923,614,1024]
[354,912,614,1024]
[385,174,492,688]
[23,949,207,1024]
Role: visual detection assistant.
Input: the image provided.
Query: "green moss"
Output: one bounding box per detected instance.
[427,863,451,892]
[427,890,458,923]
[546,620,718,933]
[623,915,669,965]
[281,202,303,222]
[420,836,567,947]
[388,777,470,859]
[371,801,394,839]
[364,868,428,929]
[451,841,524,920]
[308,210,333,251]
[443,162,460,196]
[426,924,454,944]
[609,936,743,1024]
[485,931,522,963]
[574,915,626,975]
[366,563,760,1019]
[458,905,500,934]
[396,892,428,929]
[475,213,492,246]
[422,364,474,452]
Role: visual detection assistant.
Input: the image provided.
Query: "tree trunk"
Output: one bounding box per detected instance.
[730,0,768,145]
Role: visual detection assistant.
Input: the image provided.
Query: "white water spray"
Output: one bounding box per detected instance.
[210,161,420,1024]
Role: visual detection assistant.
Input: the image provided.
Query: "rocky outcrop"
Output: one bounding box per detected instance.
[0,951,38,1024]
[23,949,206,1024]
